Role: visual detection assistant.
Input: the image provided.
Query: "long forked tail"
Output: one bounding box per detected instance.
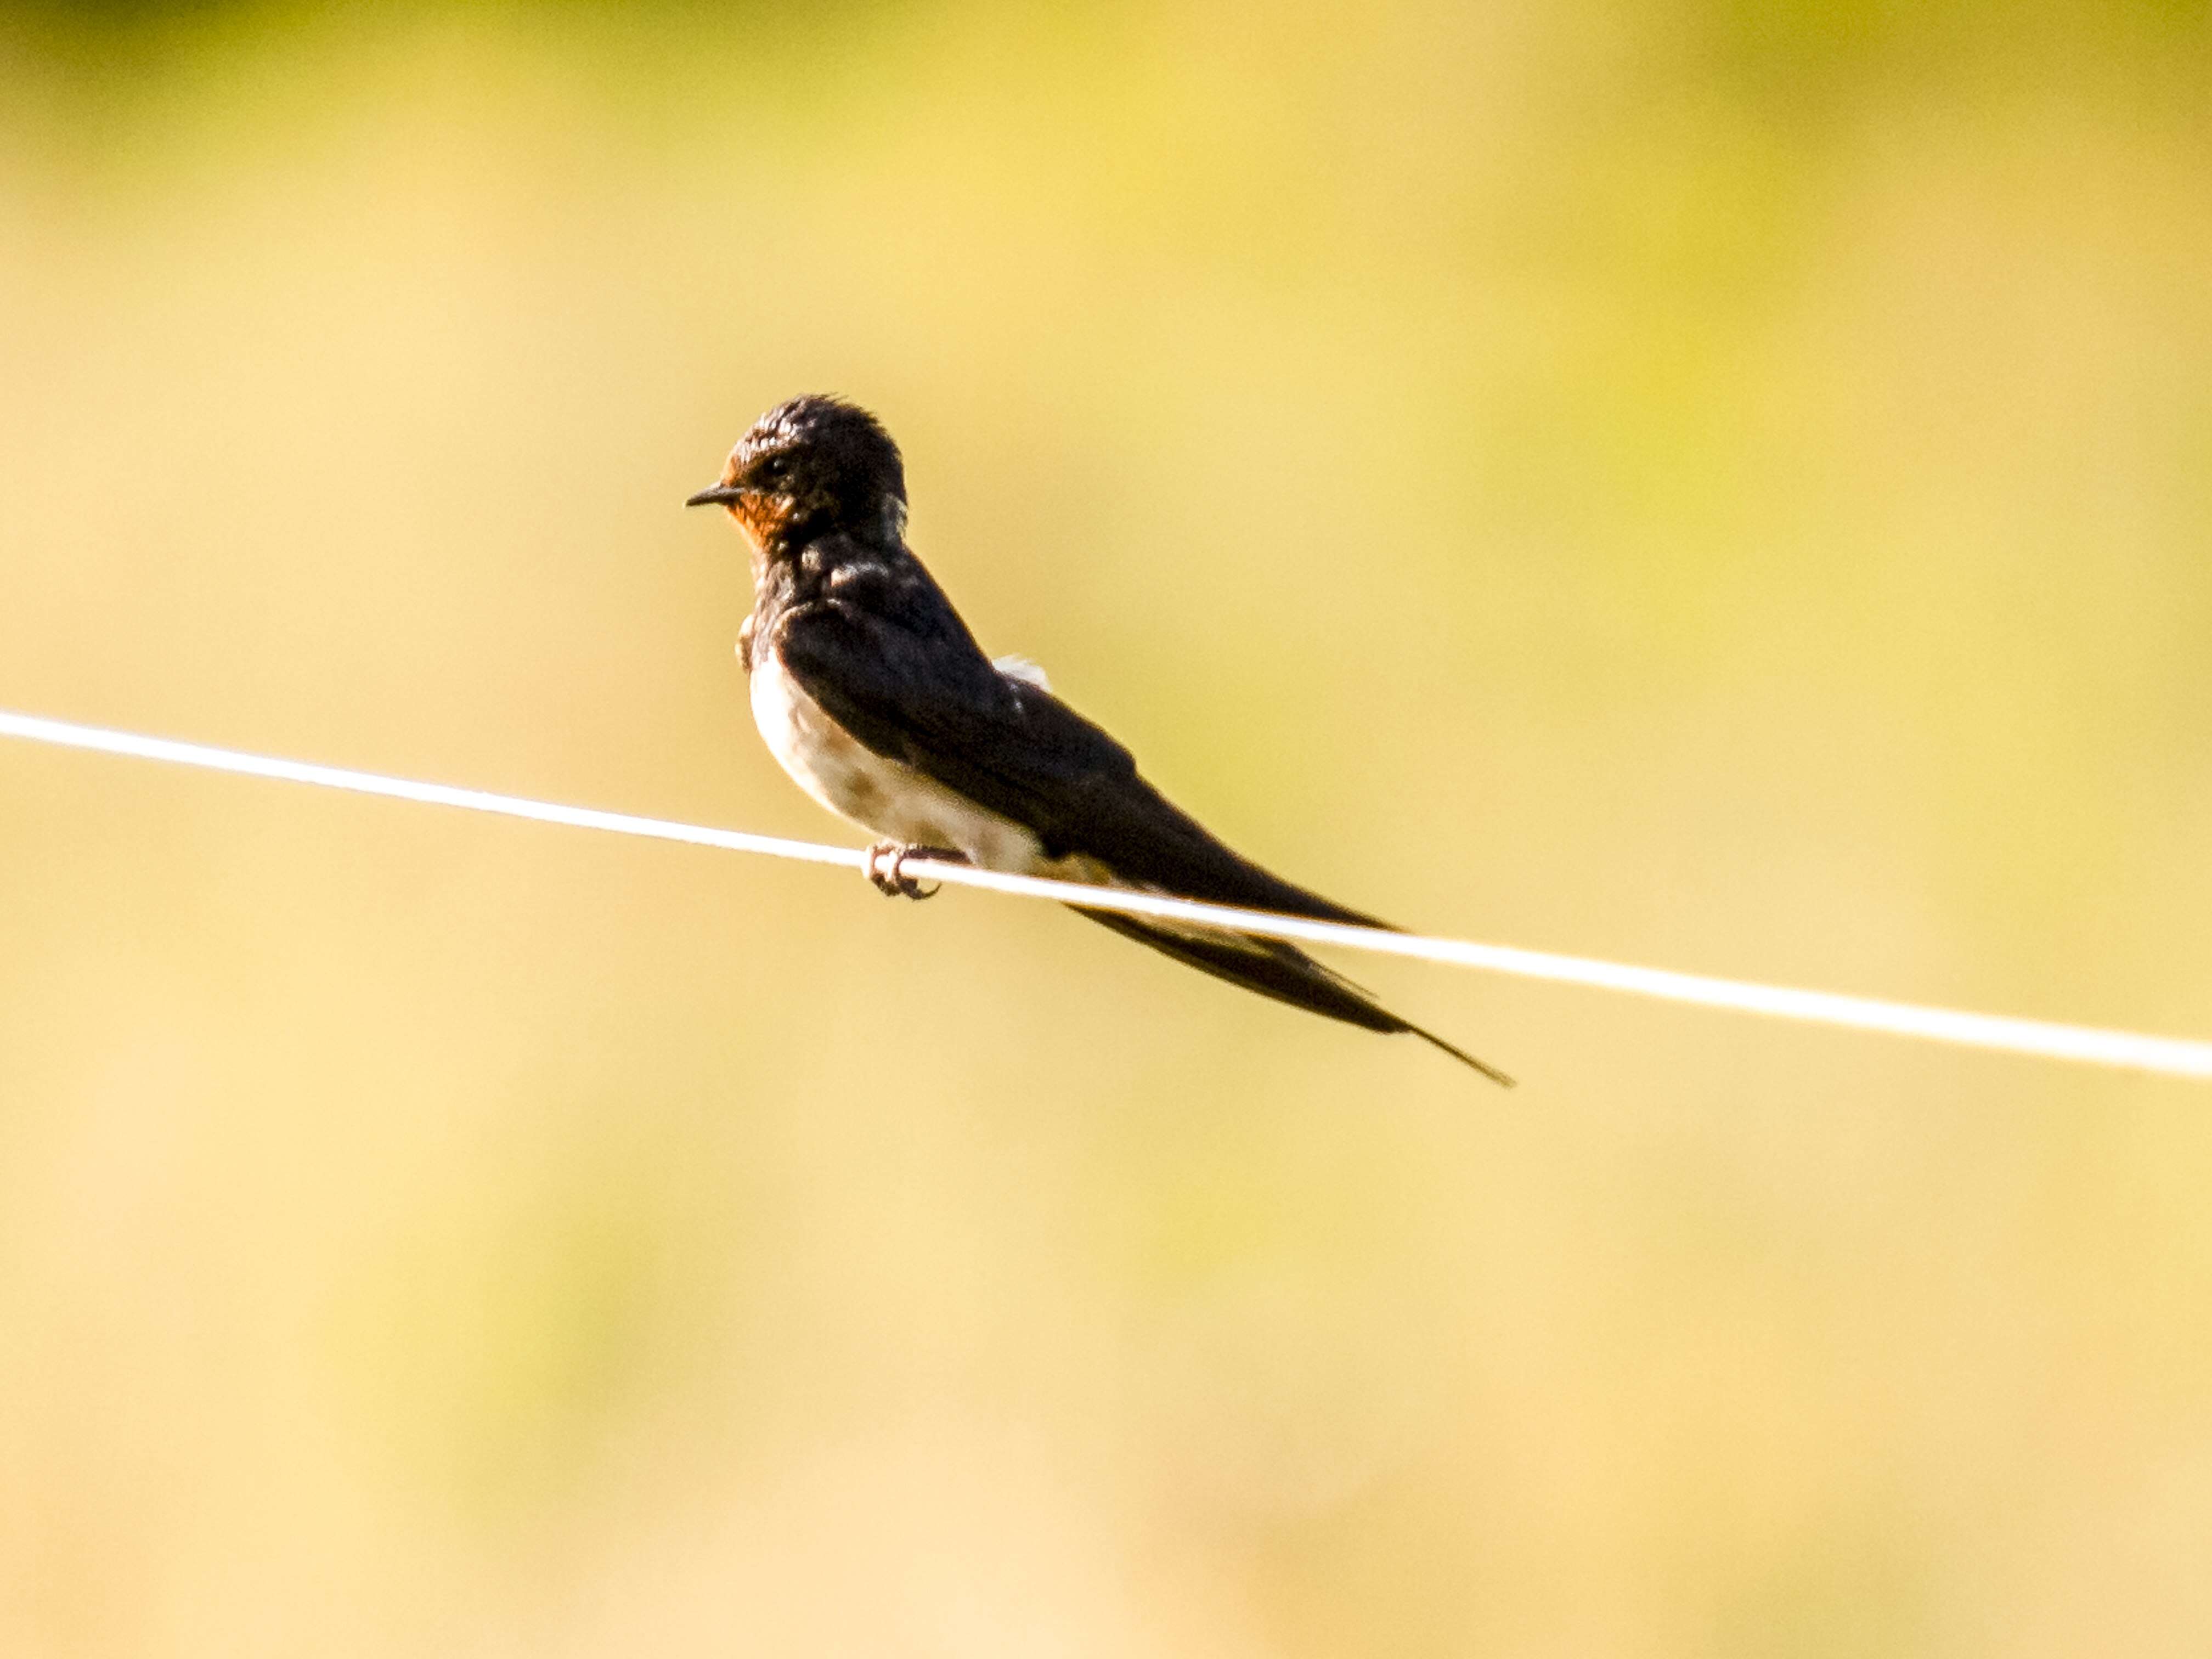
[1073,907,1515,1087]
[1401,1020,1516,1087]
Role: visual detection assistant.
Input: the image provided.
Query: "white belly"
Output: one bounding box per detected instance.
[749,648,1060,874]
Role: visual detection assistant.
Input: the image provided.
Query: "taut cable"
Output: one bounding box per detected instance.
[3,708,2206,1081]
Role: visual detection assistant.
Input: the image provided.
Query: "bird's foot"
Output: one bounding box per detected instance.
[862,840,964,900]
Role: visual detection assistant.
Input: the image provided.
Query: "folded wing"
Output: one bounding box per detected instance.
[771,561,1510,1084]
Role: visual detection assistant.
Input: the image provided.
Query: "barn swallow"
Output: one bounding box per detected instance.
[686,395,1511,1084]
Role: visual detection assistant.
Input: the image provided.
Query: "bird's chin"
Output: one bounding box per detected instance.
[735,498,794,552]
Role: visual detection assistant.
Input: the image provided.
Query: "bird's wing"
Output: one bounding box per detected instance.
[775,555,1513,1086]
[771,582,1385,926]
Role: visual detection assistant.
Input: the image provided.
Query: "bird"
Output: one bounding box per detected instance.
[685,395,1511,1085]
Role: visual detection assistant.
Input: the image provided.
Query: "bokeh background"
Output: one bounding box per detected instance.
[3,2,2210,1654]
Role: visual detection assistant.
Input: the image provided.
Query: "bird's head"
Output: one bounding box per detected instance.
[685,395,907,558]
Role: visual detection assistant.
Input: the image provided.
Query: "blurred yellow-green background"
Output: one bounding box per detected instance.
[3,2,2210,1654]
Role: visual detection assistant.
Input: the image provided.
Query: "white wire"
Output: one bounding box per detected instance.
[3,707,2207,1082]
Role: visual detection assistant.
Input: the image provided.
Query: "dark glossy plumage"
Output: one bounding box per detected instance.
[692,396,1511,1084]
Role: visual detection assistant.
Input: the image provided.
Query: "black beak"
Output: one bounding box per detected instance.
[685,483,747,508]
